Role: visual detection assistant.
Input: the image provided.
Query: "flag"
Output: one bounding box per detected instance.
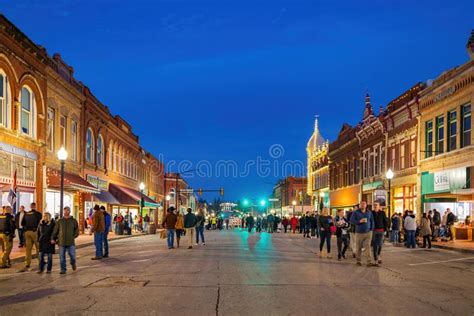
[8,170,17,214]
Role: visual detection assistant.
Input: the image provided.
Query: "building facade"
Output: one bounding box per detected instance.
[418,37,473,222]
[306,117,329,211]
[272,176,311,216]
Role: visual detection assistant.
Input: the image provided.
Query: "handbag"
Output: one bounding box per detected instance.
[160,230,166,239]
[330,225,336,234]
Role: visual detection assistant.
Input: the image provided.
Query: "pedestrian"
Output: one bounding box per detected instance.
[445,208,456,242]
[101,206,111,258]
[335,209,349,261]
[246,215,255,232]
[404,210,417,248]
[91,205,105,260]
[0,206,15,269]
[20,202,42,272]
[14,205,26,248]
[390,213,400,244]
[317,207,334,258]
[37,212,55,274]
[144,213,150,233]
[175,211,184,248]
[290,215,298,234]
[304,212,311,238]
[267,214,274,233]
[184,208,197,249]
[256,217,262,233]
[298,216,304,234]
[420,213,432,249]
[138,215,143,232]
[225,218,230,230]
[349,201,374,267]
[346,205,357,258]
[211,216,217,230]
[282,217,289,233]
[310,213,317,237]
[163,207,177,249]
[52,207,79,275]
[431,209,441,241]
[371,201,388,266]
[195,209,206,246]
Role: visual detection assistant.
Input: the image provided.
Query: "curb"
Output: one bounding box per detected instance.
[9,233,148,264]
[432,244,474,254]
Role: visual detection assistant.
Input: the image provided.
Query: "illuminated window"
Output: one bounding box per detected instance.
[47,108,55,152]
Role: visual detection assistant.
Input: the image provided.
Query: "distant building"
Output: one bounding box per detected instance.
[272,176,311,216]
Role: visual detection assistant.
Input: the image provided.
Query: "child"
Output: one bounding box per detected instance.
[37,212,55,273]
[335,210,350,261]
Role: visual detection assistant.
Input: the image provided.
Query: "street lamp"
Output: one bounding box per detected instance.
[319,191,325,211]
[386,168,394,217]
[139,182,145,218]
[57,147,68,218]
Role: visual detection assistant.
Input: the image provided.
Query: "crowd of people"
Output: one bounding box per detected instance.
[162,207,206,249]
[0,203,111,274]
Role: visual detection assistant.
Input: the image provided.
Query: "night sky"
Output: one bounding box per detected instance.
[3,1,473,201]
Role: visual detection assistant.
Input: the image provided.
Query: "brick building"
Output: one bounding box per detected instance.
[272,176,311,216]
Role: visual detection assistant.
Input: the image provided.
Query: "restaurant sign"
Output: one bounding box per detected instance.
[433,167,466,192]
[86,175,109,191]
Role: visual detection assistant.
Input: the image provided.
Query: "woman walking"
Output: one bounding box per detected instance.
[37,212,55,274]
[335,210,350,260]
[318,208,334,258]
[420,213,432,249]
[175,212,184,248]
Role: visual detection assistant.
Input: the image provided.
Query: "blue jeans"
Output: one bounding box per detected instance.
[59,246,76,272]
[391,230,400,243]
[18,228,25,246]
[319,230,332,253]
[196,226,205,244]
[39,252,53,272]
[371,231,384,262]
[167,229,175,248]
[103,232,109,256]
[94,232,104,257]
[406,230,416,248]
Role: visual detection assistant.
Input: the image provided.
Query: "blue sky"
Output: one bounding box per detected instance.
[3,0,473,201]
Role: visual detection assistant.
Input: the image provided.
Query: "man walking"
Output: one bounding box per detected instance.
[91,205,105,260]
[184,208,197,249]
[143,213,150,233]
[20,202,42,272]
[431,209,441,242]
[14,205,26,248]
[0,206,16,269]
[349,201,374,267]
[371,201,388,266]
[346,205,357,258]
[101,206,111,258]
[195,209,206,246]
[52,207,79,274]
[446,208,456,242]
[163,207,177,249]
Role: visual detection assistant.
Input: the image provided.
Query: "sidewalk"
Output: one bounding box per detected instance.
[432,240,474,254]
[8,232,145,264]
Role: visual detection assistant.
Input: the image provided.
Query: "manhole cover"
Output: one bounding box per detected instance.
[88,277,149,288]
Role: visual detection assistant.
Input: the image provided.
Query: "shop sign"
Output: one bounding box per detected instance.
[373,189,387,207]
[433,167,466,192]
[86,175,109,191]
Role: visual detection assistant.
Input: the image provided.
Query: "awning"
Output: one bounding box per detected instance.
[92,190,121,205]
[109,183,160,207]
[424,191,473,202]
[47,168,99,193]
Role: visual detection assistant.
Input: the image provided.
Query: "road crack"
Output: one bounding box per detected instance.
[215,260,220,316]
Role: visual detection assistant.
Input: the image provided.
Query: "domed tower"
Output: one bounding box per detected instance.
[467,29,474,60]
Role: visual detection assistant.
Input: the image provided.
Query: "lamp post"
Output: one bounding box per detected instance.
[386,168,394,217]
[57,147,68,218]
[139,182,145,218]
[292,200,296,216]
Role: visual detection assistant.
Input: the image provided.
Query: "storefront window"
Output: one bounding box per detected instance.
[46,190,74,219]
[393,185,416,214]
[1,191,34,211]
[424,202,472,221]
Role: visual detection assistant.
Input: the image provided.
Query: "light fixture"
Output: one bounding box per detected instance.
[166,195,171,201]
[57,147,68,161]
[139,182,145,191]
[292,200,297,206]
[386,168,394,180]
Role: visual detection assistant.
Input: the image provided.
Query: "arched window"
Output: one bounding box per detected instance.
[20,86,36,137]
[108,140,114,170]
[86,128,94,163]
[113,143,118,172]
[97,134,104,167]
[0,71,11,128]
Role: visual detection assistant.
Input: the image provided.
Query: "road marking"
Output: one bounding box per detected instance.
[408,256,474,266]
[131,259,150,263]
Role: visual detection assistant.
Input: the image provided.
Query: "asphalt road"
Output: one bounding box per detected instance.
[0,229,473,316]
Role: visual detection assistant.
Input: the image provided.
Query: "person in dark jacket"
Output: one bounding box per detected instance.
[195,209,206,245]
[318,208,334,258]
[0,206,16,269]
[446,208,456,241]
[335,210,349,260]
[298,216,304,234]
[20,202,42,272]
[52,207,79,274]
[371,201,388,266]
[101,206,111,258]
[37,212,55,274]
[304,212,311,238]
[431,209,441,241]
[346,205,358,258]
[390,213,401,244]
[246,215,255,232]
[184,208,197,249]
[163,207,178,249]
[349,201,374,266]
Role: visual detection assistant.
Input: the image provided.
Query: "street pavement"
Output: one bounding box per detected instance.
[0,230,473,316]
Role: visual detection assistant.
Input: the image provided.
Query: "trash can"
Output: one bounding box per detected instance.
[148,223,156,234]
[116,222,124,235]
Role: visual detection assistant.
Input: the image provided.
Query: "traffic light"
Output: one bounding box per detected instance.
[260,199,267,206]
[198,188,203,196]
[219,187,224,196]
[243,199,249,206]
